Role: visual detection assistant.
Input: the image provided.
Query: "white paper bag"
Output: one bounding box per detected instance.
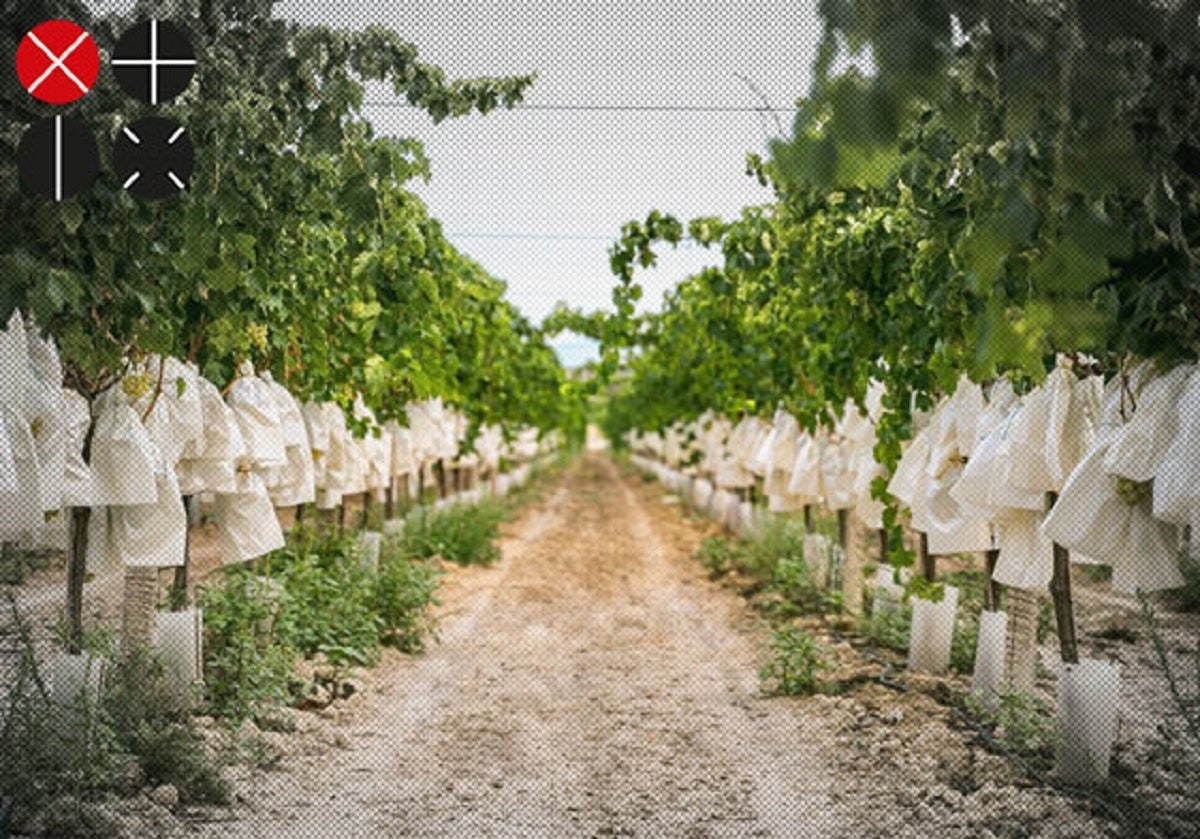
[226,362,287,475]
[213,472,285,564]
[89,390,159,507]
[111,461,187,567]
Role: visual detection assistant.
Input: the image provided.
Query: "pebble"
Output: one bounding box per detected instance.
[150,784,179,809]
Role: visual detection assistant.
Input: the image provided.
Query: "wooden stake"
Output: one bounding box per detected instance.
[66,507,90,654]
[1047,492,1079,664]
[919,531,936,581]
[984,548,1001,612]
[65,417,96,654]
[836,509,849,553]
[1,541,18,584]
[171,496,191,611]
[804,505,814,534]
[435,460,448,498]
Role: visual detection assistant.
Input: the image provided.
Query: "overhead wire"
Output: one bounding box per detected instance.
[361,100,802,114]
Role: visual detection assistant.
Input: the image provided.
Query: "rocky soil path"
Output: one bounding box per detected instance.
[194,454,844,838]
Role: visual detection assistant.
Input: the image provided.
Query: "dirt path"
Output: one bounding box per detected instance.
[196,455,842,838]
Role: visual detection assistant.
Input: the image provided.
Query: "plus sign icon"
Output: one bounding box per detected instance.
[112,20,196,104]
[15,19,100,105]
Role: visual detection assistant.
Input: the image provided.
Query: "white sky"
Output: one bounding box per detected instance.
[98,1,834,365]
[274,1,834,365]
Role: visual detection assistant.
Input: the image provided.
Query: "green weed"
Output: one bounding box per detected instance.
[759,625,828,696]
[200,569,297,723]
[1169,554,1200,613]
[965,688,1059,768]
[695,536,745,579]
[941,569,988,674]
[399,498,506,566]
[856,603,912,654]
[201,525,443,722]
[0,596,228,831]
[768,554,844,617]
[265,532,384,668]
[373,542,442,653]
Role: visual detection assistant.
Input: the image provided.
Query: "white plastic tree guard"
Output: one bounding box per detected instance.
[803,534,832,589]
[970,609,1008,709]
[358,530,382,573]
[1056,658,1120,785]
[154,607,203,691]
[908,585,959,674]
[872,564,905,615]
[50,649,105,710]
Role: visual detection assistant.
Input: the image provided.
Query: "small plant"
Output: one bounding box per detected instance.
[856,602,912,654]
[0,595,228,831]
[1139,593,1200,748]
[201,524,444,723]
[372,544,442,653]
[759,625,828,696]
[400,498,505,566]
[200,568,297,723]
[768,555,843,617]
[1169,554,1200,613]
[695,536,744,579]
[941,569,988,674]
[103,647,229,804]
[266,532,384,668]
[966,688,1060,767]
[952,612,980,674]
[742,515,808,580]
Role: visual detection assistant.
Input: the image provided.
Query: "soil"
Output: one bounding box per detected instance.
[5,453,1199,837]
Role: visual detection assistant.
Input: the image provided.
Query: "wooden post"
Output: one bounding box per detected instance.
[984,548,1001,612]
[170,496,191,610]
[803,505,814,534]
[919,531,936,581]
[65,418,97,654]
[836,509,849,554]
[360,491,370,530]
[66,507,90,654]
[878,528,889,564]
[1047,492,1079,664]
[435,460,448,498]
[0,541,19,585]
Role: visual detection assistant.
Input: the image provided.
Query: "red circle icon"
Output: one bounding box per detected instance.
[15,20,100,105]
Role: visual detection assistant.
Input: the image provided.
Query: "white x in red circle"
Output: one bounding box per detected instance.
[15,20,100,105]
